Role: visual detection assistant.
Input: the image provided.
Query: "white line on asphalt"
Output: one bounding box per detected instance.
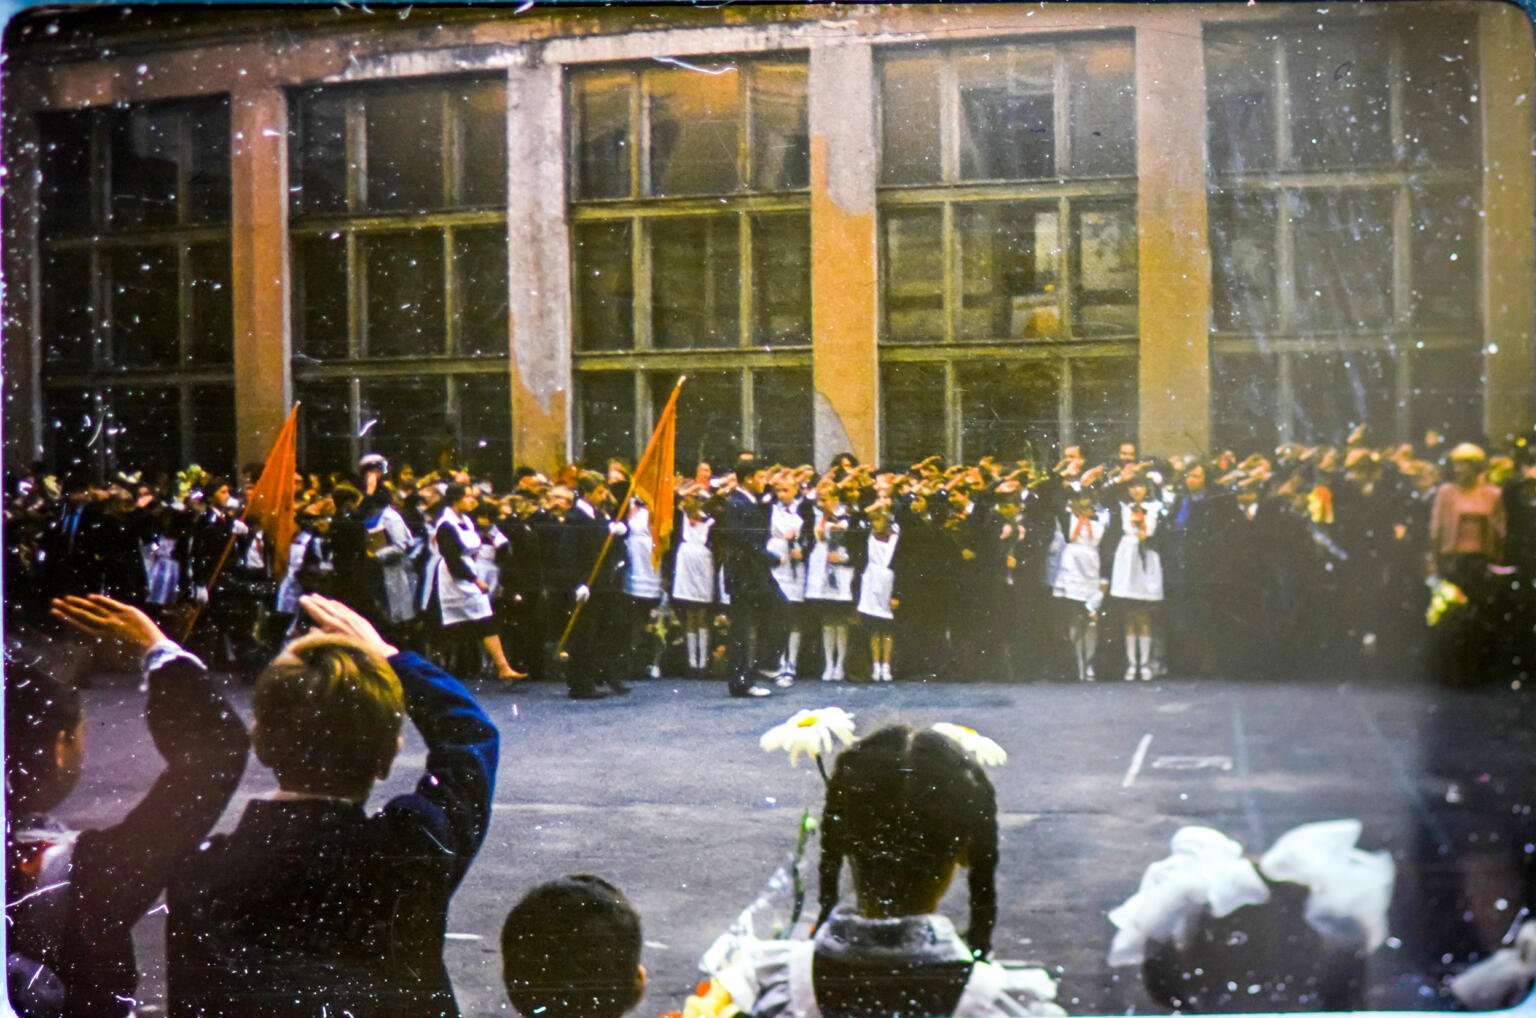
[1123,733,1153,788]
[445,933,482,941]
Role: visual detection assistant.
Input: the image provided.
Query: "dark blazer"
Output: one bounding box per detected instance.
[716,488,782,605]
[167,652,498,1018]
[561,501,628,595]
[6,648,248,1018]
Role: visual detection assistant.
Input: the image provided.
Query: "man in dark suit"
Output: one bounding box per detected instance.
[166,594,499,1017]
[558,471,631,699]
[714,455,783,698]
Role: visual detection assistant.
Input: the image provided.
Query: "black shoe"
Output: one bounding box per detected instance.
[569,687,607,700]
[606,679,631,696]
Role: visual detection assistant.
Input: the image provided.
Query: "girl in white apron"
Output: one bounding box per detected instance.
[804,487,855,681]
[671,490,716,676]
[855,507,900,682]
[768,480,808,683]
[624,499,666,680]
[1050,488,1109,682]
[1108,476,1166,681]
[425,483,523,683]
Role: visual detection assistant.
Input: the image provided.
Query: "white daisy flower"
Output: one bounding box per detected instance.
[931,722,1008,767]
[760,707,857,767]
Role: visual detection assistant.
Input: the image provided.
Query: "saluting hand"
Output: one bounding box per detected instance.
[52,594,167,654]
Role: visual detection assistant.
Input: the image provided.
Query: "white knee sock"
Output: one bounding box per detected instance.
[822,626,836,678]
[786,630,801,674]
[1138,633,1152,676]
[1126,632,1139,670]
[835,626,848,675]
[685,630,699,669]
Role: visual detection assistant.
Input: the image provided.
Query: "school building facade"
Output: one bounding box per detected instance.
[4,3,1533,481]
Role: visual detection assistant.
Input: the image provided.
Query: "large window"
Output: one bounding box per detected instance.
[1206,12,1483,450]
[37,98,235,481]
[289,76,512,481]
[570,57,813,468]
[877,36,1138,464]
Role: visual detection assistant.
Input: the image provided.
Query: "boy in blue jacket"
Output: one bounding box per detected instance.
[166,594,499,1017]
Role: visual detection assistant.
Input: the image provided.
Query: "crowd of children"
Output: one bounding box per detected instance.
[10,425,1536,693]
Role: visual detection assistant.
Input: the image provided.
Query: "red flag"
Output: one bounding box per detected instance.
[244,404,300,575]
[630,377,683,568]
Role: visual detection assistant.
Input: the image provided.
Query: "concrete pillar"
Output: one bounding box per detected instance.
[506,60,571,474]
[1480,2,1536,440]
[229,87,293,464]
[1134,11,1213,456]
[2,113,43,463]
[808,43,880,468]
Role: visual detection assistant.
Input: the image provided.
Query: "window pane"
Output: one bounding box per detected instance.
[39,111,93,233]
[187,98,231,224]
[1401,15,1478,169]
[752,213,810,345]
[455,81,507,208]
[661,371,741,474]
[41,249,95,369]
[296,380,353,475]
[1289,350,1395,445]
[574,221,633,352]
[1410,185,1479,328]
[1211,352,1279,454]
[459,373,513,487]
[652,216,739,349]
[109,386,180,477]
[1287,27,1391,170]
[1291,189,1394,331]
[109,246,180,368]
[882,207,944,343]
[109,105,180,228]
[364,232,445,357]
[46,388,101,480]
[1072,203,1138,338]
[293,90,348,215]
[188,241,232,366]
[751,63,809,191]
[454,227,509,357]
[360,377,451,475]
[880,55,941,185]
[955,202,1063,342]
[296,233,349,360]
[1208,190,1280,333]
[366,91,445,211]
[188,384,237,477]
[1205,30,1277,174]
[1411,347,1483,443]
[1071,356,1138,463]
[573,73,633,200]
[753,368,813,466]
[958,360,1059,463]
[880,362,946,468]
[1067,40,1135,178]
[648,66,742,197]
[958,48,1055,181]
[578,372,638,466]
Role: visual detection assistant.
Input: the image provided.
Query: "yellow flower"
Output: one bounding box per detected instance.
[932,722,1008,767]
[760,708,857,766]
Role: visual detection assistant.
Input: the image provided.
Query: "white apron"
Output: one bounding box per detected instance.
[1110,500,1164,602]
[672,515,716,605]
[1051,512,1108,603]
[768,501,807,603]
[804,509,854,603]
[430,507,493,625]
[856,526,900,620]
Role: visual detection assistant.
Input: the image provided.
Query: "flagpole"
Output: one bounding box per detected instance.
[555,375,685,662]
[178,404,301,644]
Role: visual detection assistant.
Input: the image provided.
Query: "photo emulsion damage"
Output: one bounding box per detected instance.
[2,3,1535,1018]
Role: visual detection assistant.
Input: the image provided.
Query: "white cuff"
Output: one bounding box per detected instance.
[142,639,206,677]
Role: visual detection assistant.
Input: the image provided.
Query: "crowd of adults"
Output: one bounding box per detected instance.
[7,425,1536,694]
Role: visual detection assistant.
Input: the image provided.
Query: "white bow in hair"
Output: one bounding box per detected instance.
[1257,819,1395,953]
[1106,826,1270,967]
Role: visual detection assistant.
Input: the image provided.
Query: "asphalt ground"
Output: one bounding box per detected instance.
[45,666,1536,1017]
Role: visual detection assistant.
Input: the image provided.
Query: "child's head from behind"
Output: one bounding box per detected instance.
[252,634,404,801]
[819,724,999,957]
[5,665,84,815]
[501,875,644,1018]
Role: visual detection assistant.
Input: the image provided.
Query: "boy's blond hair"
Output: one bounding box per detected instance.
[253,634,405,797]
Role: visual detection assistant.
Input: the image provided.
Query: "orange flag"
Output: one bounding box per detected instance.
[629,377,683,568]
[244,404,301,576]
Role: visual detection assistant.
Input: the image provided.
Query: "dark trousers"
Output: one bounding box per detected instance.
[726,593,783,695]
[568,592,624,693]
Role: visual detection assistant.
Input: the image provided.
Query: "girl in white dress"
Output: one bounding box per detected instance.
[1107,476,1166,681]
[1050,488,1109,682]
[671,489,716,676]
[856,506,900,681]
[804,486,856,681]
[767,479,808,684]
